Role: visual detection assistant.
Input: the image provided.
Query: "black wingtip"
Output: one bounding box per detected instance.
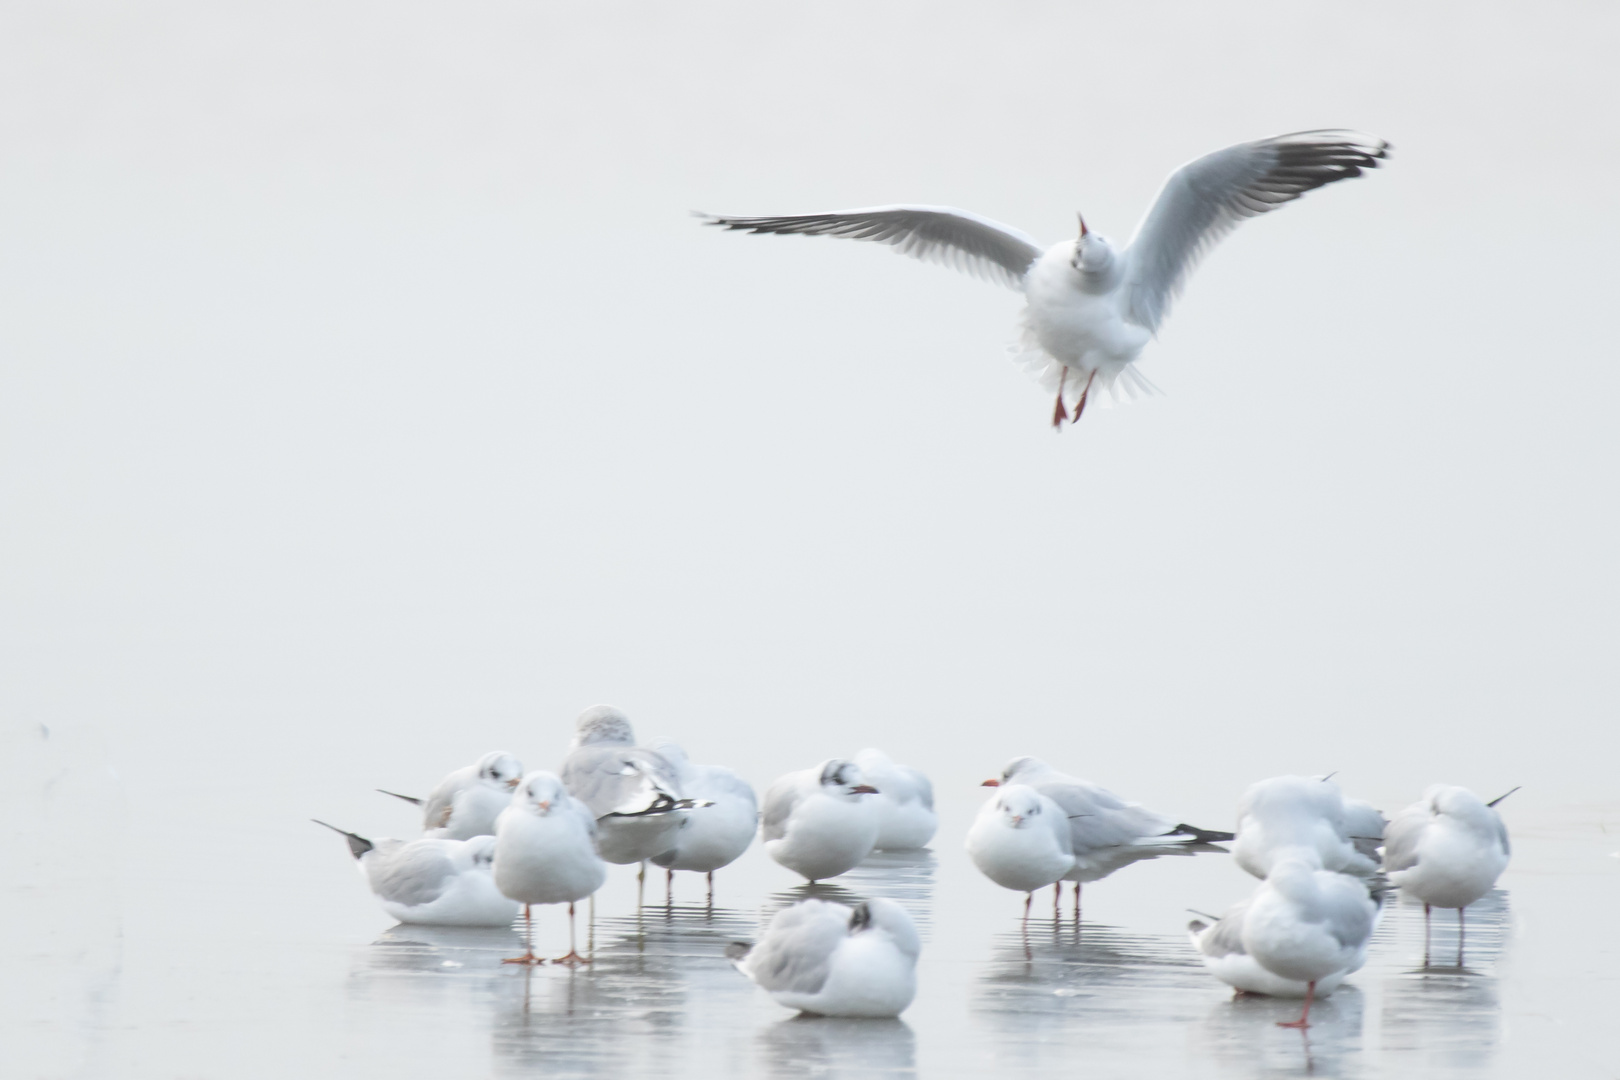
[1486,785,1521,809]
[1174,823,1237,844]
[723,941,753,962]
[376,789,424,806]
[311,819,374,860]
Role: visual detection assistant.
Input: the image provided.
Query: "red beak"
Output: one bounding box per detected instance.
[981,778,1001,787]
[1077,212,1089,239]
[850,784,879,795]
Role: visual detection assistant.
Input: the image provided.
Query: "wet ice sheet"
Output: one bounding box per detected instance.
[5,728,1618,1079]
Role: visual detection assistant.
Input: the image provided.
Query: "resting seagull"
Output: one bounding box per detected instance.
[703,130,1388,428]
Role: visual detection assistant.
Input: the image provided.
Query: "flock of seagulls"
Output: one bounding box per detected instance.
[308,129,1516,1029]
[316,705,1513,1023]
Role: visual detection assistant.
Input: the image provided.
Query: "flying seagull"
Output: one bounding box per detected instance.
[702,130,1388,429]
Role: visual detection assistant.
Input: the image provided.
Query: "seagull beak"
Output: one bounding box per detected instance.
[850,784,879,795]
[506,777,521,789]
[1010,815,1024,826]
[538,800,551,811]
[1077,213,1089,239]
[981,778,1001,787]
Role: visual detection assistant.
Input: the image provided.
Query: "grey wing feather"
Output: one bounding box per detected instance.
[561,747,640,817]
[367,842,456,907]
[745,902,848,994]
[1036,778,1172,850]
[702,205,1043,290]
[1381,806,1426,873]
[1122,130,1388,331]
[1196,899,1251,958]
[759,776,803,843]
[902,765,934,811]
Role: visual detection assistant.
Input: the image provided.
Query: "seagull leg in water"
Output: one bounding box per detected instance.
[1277,981,1317,1028]
[1457,907,1466,968]
[1022,891,1033,929]
[553,902,591,967]
[1053,882,1062,921]
[638,860,648,909]
[502,905,544,965]
[1051,368,1069,428]
[706,871,715,911]
[666,868,674,909]
[1423,903,1432,967]
[1073,881,1082,926]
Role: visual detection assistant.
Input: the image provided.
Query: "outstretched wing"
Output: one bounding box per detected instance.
[701,205,1043,290]
[1122,130,1389,332]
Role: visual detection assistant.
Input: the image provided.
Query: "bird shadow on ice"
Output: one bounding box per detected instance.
[756,1015,917,1080]
[1193,985,1367,1079]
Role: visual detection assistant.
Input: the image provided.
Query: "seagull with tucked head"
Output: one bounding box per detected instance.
[703,130,1388,429]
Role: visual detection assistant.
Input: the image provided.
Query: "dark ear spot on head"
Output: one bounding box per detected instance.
[849,902,872,931]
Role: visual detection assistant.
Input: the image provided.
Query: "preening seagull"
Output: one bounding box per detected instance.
[702,130,1388,429]
[1383,784,1514,967]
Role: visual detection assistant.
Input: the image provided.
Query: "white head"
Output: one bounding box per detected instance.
[818,759,879,800]
[1070,214,1118,276]
[1266,854,1325,903]
[1424,785,1499,831]
[572,705,635,749]
[848,897,921,959]
[476,750,524,789]
[984,756,1046,787]
[989,784,1049,829]
[512,771,571,816]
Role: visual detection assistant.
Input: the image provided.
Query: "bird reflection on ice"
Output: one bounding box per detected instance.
[758,1015,917,1079]
[1195,985,1367,1079]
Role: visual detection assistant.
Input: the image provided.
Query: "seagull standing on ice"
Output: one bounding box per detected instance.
[965,784,1075,925]
[1383,784,1514,967]
[492,771,607,966]
[312,821,520,927]
[1189,857,1381,1023]
[377,750,524,840]
[703,130,1388,429]
[853,748,937,851]
[1231,774,1384,880]
[727,897,921,1018]
[985,757,1233,919]
[760,759,882,883]
[647,737,759,907]
[559,705,705,904]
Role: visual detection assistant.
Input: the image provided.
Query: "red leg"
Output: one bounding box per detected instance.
[1052,367,1070,428]
[1073,881,1082,926]
[1072,369,1098,424]
[1053,882,1062,921]
[503,904,544,965]
[1277,980,1315,1028]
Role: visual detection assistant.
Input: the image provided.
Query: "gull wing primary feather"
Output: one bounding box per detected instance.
[700,206,1043,290]
[1122,130,1389,332]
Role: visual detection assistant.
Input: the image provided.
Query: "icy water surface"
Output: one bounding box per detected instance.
[6,728,1618,1079]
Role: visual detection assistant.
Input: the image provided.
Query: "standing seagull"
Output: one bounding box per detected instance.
[559,705,703,905]
[1231,774,1383,880]
[726,897,921,1018]
[648,737,759,907]
[965,784,1075,926]
[1383,784,1514,967]
[703,130,1388,428]
[761,759,882,883]
[492,771,607,966]
[985,757,1233,919]
[378,750,524,840]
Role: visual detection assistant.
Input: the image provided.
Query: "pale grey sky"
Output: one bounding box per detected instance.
[1,1,1616,826]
